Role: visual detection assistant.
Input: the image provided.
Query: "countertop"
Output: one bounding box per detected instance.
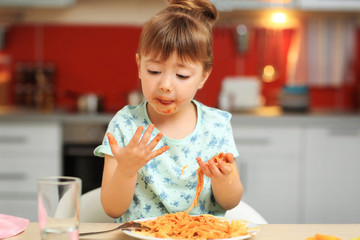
[0,106,360,126]
[0,106,114,124]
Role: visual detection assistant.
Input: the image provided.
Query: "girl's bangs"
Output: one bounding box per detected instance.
[141,22,206,64]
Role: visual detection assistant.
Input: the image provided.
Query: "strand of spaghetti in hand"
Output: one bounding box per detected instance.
[185,167,204,212]
[196,152,235,184]
[186,152,234,212]
[107,124,169,177]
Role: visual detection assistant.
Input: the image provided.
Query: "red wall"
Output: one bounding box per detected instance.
[2,24,360,112]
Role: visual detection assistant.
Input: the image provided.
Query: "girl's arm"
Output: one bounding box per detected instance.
[101,124,169,218]
[196,153,243,210]
[101,154,137,218]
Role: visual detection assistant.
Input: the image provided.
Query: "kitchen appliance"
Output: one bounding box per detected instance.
[64,90,103,113]
[278,85,309,112]
[218,76,261,111]
[77,93,103,114]
[63,122,106,194]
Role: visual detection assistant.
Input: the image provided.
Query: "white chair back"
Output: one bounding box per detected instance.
[225,201,268,224]
[80,188,113,223]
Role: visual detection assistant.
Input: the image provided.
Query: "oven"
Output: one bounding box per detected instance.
[63,122,107,194]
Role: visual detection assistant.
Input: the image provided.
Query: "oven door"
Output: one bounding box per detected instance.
[63,143,104,194]
[63,123,107,194]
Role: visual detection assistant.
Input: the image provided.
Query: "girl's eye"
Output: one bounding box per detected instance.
[148,70,160,75]
[177,74,190,79]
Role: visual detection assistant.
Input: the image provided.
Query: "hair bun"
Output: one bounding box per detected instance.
[167,0,217,25]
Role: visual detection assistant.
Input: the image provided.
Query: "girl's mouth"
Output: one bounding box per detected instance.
[156,97,173,105]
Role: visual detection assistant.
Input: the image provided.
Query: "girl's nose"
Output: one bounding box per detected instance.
[159,74,172,93]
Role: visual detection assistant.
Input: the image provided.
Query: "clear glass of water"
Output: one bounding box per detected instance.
[38,176,82,240]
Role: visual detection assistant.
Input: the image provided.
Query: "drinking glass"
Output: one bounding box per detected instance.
[38,176,82,240]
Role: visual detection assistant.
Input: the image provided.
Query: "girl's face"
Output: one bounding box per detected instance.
[136,52,211,116]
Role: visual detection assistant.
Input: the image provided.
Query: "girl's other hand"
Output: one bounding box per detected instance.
[107,124,169,177]
[196,153,234,181]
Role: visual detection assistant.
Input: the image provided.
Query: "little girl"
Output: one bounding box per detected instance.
[94,0,243,223]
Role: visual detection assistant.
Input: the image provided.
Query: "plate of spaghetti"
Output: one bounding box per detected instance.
[122,211,260,240]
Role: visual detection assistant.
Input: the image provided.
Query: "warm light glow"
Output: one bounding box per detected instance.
[0,71,10,84]
[262,65,276,82]
[271,12,287,24]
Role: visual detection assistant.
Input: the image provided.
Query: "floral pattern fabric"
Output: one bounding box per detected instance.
[94,100,239,223]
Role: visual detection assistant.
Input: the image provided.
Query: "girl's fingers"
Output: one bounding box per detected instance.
[197,157,211,176]
[107,132,121,157]
[127,126,144,148]
[196,157,204,168]
[146,132,164,152]
[208,159,222,177]
[107,132,117,146]
[217,161,233,175]
[148,145,169,160]
[224,152,235,163]
[138,124,155,147]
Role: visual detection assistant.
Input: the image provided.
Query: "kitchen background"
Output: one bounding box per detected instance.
[0,0,360,224]
[0,0,359,112]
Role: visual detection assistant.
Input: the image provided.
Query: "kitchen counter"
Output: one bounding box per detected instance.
[230,107,360,127]
[1,106,360,125]
[0,106,114,124]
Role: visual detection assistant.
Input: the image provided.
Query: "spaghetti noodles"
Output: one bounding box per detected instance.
[132,153,250,239]
[186,152,234,213]
[135,211,257,239]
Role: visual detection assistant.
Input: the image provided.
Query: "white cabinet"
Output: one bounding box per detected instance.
[210,0,295,11]
[232,116,360,224]
[211,0,360,11]
[0,121,61,221]
[232,124,302,223]
[298,0,360,10]
[303,126,360,223]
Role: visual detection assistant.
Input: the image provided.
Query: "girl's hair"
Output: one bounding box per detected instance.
[138,0,217,72]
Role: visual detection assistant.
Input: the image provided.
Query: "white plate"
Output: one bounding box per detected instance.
[122,216,260,240]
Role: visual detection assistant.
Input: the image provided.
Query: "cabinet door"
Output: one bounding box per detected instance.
[298,0,360,10]
[304,127,360,223]
[211,0,295,11]
[0,195,38,221]
[0,156,60,192]
[0,121,61,221]
[234,126,301,223]
[0,122,61,152]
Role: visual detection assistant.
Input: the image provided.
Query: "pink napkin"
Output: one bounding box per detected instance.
[0,214,29,239]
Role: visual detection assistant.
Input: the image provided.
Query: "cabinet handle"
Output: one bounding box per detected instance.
[235,138,270,145]
[0,172,27,180]
[0,136,27,144]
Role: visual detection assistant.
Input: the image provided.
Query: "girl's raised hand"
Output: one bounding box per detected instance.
[107,124,169,177]
[196,153,234,181]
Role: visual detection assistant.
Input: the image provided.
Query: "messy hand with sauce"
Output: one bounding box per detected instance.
[101,124,169,218]
[196,152,235,182]
[195,152,242,210]
[106,124,169,177]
